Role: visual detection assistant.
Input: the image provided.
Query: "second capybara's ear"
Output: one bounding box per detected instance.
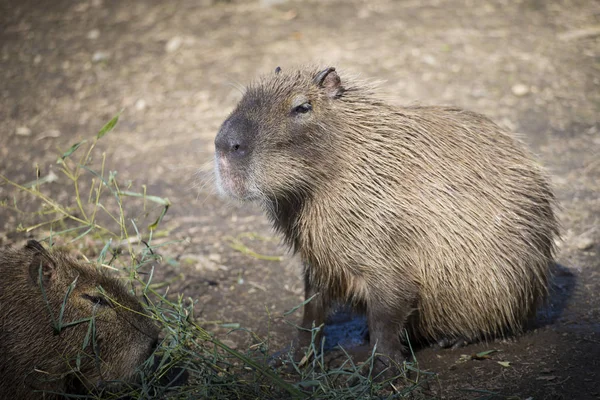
[26,239,47,254]
[26,240,56,286]
[313,67,344,98]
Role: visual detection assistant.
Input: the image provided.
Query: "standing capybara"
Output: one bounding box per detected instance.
[0,240,160,399]
[213,66,559,364]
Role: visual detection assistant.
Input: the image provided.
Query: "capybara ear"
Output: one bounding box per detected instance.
[26,240,55,286]
[26,239,47,254]
[313,67,343,98]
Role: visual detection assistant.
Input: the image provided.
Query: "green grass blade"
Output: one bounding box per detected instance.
[97,111,122,139]
[57,140,87,163]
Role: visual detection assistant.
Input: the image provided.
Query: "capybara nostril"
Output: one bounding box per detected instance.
[214,115,253,158]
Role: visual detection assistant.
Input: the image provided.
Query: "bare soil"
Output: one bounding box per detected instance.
[1,0,599,399]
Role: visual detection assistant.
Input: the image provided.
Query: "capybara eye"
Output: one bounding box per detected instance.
[293,102,312,114]
[82,293,112,308]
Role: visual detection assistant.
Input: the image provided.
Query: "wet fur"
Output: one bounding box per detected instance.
[214,66,559,359]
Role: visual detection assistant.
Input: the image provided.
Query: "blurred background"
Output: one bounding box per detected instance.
[1,0,599,398]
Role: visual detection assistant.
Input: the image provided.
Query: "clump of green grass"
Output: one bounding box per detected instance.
[0,114,437,399]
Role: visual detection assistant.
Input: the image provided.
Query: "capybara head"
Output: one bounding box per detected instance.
[0,240,160,399]
[214,66,345,202]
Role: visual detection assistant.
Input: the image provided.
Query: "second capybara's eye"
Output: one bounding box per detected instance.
[82,293,112,308]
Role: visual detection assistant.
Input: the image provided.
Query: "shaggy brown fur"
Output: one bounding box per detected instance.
[0,240,159,399]
[214,66,559,363]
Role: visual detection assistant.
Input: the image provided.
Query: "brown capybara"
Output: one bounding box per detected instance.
[213,66,559,366]
[0,240,160,399]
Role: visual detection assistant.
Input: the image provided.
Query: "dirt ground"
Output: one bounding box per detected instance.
[1,0,599,398]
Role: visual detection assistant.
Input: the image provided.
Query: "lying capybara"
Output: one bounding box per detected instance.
[213,66,558,365]
[0,240,160,399]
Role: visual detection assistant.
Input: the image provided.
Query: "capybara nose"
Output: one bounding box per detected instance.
[215,134,247,157]
[215,115,253,158]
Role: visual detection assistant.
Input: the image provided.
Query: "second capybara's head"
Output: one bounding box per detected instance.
[0,240,160,398]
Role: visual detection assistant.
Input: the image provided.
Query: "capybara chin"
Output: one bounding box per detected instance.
[0,240,160,399]
[213,66,559,363]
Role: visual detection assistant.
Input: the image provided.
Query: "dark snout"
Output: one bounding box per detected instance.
[214,115,255,158]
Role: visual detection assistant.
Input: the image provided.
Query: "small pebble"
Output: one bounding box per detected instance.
[574,234,594,251]
[423,54,437,66]
[165,36,182,53]
[92,51,109,62]
[208,253,221,263]
[38,129,61,139]
[87,29,100,40]
[16,126,31,136]
[135,99,146,111]
[511,83,530,96]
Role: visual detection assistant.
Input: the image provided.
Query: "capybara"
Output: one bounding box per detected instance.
[0,240,160,398]
[213,66,559,365]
